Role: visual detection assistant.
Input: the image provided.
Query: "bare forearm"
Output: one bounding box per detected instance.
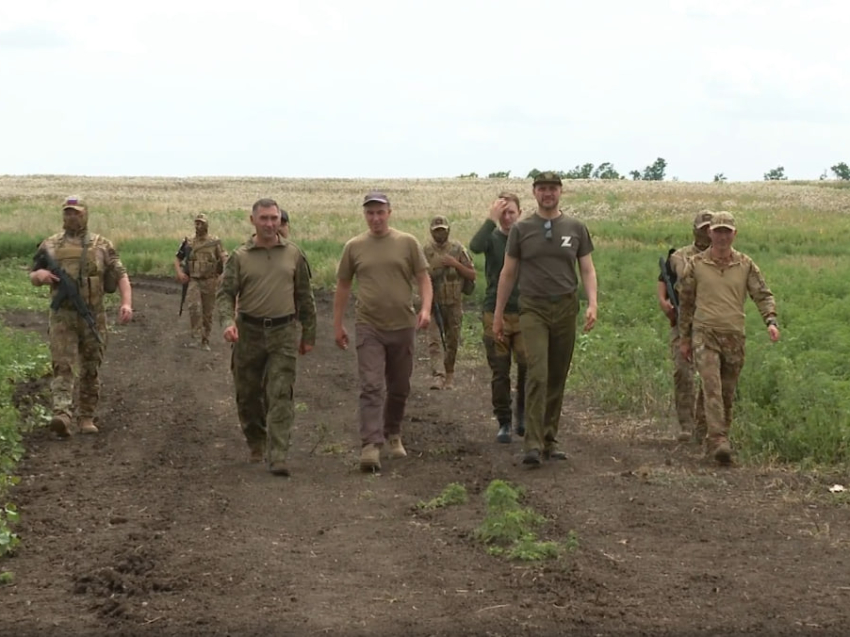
[118,275,132,307]
[333,280,352,329]
[494,268,517,316]
[417,271,433,309]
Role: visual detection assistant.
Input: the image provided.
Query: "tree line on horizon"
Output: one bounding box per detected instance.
[457,160,850,183]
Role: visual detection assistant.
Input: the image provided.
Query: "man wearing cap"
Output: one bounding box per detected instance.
[469,192,527,444]
[423,215,476,390]
[175,213,228,350]
[30,196,133,437]
[678,211,780,465]
[657,211,712,442]
[216,198,316,476]
[333,190,432,473]
[493,172,598,466]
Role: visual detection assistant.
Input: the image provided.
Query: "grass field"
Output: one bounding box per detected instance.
[2,175,850,469]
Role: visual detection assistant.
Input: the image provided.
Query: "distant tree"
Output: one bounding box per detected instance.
[457,172,479,179]
[629,170,642,180]
[487,171,511,179]
[593,162,622,180]
[527,168,542,179]
[713,173,727,182]
[564,163,594,179]
[763,166,787,181]
[641,157,667,181]
[831,162,850,180]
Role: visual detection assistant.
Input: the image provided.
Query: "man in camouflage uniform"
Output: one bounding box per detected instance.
[678,211,780,465]
[175,213,228,350]
[657,211,711,442]
[423,215,476,390]
[493,172,598,467]
[216,198,316,476]
[30,196,133,437]
[470,192,526,444]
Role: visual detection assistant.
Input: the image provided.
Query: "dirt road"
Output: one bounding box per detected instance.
[2,279,849,636]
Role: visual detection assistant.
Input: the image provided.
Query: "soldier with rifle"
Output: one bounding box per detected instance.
[30,196,133,437]
[657,210,712,442]
[174,213,228,350]
[423,215,476,390]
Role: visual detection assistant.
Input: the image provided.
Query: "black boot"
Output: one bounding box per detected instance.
[496,422,512,444]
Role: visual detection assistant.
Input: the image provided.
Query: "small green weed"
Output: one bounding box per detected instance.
[416,482,468,510]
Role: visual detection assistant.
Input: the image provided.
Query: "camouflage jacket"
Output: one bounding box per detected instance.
[176,235,228,279]
[424,239,473,306]
[32,231,127,313]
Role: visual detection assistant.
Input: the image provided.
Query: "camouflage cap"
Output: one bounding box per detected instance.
[430,215,450,230]
[710,211,736,230]
[693,210,713,229]
[194,213,208,223]
[62,195,86,211]
[363,190,390,206]
[532,171,563,186]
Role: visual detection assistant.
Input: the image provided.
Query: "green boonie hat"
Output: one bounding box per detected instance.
[430,215,450,230]
[710,211,736,230]
[62,195,86,211]
[533,171,563,186]
[195,213,208,223]
[693,210,713,228]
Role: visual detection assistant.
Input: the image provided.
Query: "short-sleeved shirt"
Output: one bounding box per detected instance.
[336,228,429,330]
[506,211,593,298]
[469,219,519,314]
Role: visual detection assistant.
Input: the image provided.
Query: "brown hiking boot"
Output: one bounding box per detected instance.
[387,435,407,459]
[79,417,99,435]
[713,440,733,465]
[429,374,444,390]
[248,444,266,463]
[360,443,382,472]
[268,461,290,476]
[442,373,454,390]
[50,413,72,438]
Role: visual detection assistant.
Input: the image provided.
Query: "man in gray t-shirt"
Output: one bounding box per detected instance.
[493,171,599,466]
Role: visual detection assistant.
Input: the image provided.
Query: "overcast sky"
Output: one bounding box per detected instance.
[2,0,848,182]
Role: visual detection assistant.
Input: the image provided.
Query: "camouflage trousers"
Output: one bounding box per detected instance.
[692,328,745,446]
[187,277,217,343]
[482,311,527,427]
[230,318,298,464]
[49,308,106,420]
[670,328,706,438]
[518,294,578,454]
[428,302,463,377]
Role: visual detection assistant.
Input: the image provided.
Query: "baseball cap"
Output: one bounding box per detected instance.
[194,213,208,223]
[693,210,713,229]
[62,195,86,211]
[710,211,736,230]
[280,209,290,223]
[363,190,390,206]
[532,171,563,186]
[430,215,450,230]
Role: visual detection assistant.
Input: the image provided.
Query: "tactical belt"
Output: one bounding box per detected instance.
[239,313,296,327]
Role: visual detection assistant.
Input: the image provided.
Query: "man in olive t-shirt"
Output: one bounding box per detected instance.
[333,191,433,473]
[216,198,316,477]
[493,172,599,467]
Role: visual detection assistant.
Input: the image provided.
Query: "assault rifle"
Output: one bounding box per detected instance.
[658,248,678,327]
[40,250,103,344]
[430,274,446,350]
[178,240,192,316]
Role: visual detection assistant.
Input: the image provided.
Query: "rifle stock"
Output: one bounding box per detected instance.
[658,253,679,328]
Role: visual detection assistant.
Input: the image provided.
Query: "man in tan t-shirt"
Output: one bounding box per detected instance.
[678,211,780,465]
[333,190,433,473]
[493,171,598,467]
[216,198,317,476]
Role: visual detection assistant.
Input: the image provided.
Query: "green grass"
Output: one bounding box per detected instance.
[416,482,469,510]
